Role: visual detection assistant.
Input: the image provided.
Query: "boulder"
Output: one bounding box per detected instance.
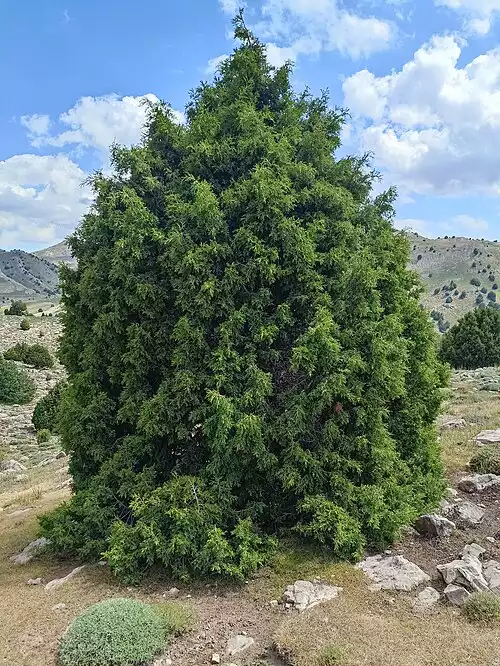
[27,577,43,585]
[412,586,441,613]
[414,514,455,538]
[475,429,500,445]
[461,543,485,560]
[458,474,500,493]
[0,459,26,473]
[444,584,471,606]
[442,419,467,430]
[45,565,85,591]
[437,553,488,592]
[226,635,255,656]
[444,501,484,527]
[357,555,430,592]
[283,580,342,611]
[483,560,500,593]
[10,537,50,565]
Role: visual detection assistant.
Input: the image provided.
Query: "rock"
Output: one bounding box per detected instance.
[45,565,85,591]
[483,560,500,593]
[55,451,66,459]
[461,543,485,560]
[153,659,172,666]
[27,577,43,585]
[166,587,180,597]
[442,418,467,430]
[458,474,500,493]
[488,536,496,543]
[414,514,455,538]
[10,537,50,565]
[269,599,278,607]
[212,654,221,664]
[0,459,26,473]
[282,580,343,611]
[7,508,32,518]
[358,555,430,592]
[445,501,484,527]
[413,586,441,613]
[226,635,255,656]
[444,584,471,606]
[475,429,500,444]
[52,603,67,611]
[14,474,28,482]
[437,552,488,592]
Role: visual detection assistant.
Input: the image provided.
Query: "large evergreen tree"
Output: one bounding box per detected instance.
[40,15,447,582]
[440,306,500,369]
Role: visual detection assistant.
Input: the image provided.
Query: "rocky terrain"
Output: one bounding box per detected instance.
[0,250,60,305]
[34,241,76,268]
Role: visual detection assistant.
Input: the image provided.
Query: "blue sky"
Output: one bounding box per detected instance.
[2,0,500,250]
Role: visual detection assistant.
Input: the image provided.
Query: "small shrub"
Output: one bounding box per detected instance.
[0,357,35,405]
[153,602,195,636]
[470,446,500,475]
[4,343,53,368]
[32,380,66,432]
[440,307,500,369]
[36,428,51,444]
[488,291,497,302]
[38,308,43,313]
[39,330,44,337]
[481,287,488,294]
[493,284,498,290]
[4,300,28,316]
[473,248,479,255]
[58,598,171,666]
[476,294,484,304]
[471,277,481,287]
[472,262,477,268]
[454,289,459,295]
[20,317,31,331]
[433,287,440,295]
[417,254,422,261]
[490,274,496,281]
[459,290,466,299]
[445,296,452,303]
[463,592,500,624]
[318,645,347,666]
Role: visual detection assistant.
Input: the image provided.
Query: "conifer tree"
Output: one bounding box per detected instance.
[440,307,500,369]
[40,15,447,582]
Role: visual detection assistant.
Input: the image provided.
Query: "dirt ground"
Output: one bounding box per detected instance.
[2,316,500,666]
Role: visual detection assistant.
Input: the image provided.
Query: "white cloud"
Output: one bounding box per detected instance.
[205,54,229,75]
[395,214,489,238]
[0,154,92,248]
[219,0,240,14]
[257,0,394,62]
[20,114,51,138]
[435,0,500,33]
[343,35,500,196]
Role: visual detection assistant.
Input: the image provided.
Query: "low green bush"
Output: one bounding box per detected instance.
[152,602,195,636]
[469,446,500,475]
[58,598,172,666]
[463,592,500,624]
[0,357,35,405]
[20,317,31,331]
[318,645,347,666]
[36,429,51,444]
[4,300,28,316]
[32,381,66,432]
[4,343,53,369]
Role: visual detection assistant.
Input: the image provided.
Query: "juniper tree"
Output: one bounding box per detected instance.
[40,15,447,582]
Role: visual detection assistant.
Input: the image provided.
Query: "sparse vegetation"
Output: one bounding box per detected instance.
[0,356,35,404]
[19,317,31,331]
[39,16,448,582]
[471,277,481,287]
[464,593,500,624]
[440,307,500,369]
[470,446,500,475]
[4,342,54,368]
[58,598,172,666]
[4,300,28,316]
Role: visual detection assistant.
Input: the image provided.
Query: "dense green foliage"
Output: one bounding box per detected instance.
[40,16,447,581]
[0,357,35,404]
[58,598,171,666]
[20,317,31,331]
[36,428,51,444]
[4,342,54,368]
[469,446,500,475]
[32,380,66,432]
[463,592,500,624]
[4,300,28,316]
[440,307,500,369]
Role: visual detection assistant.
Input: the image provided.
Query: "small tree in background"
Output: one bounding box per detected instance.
[440,307,500,369]
[20,317,31,331]
[40,15,447,582]
[0,357,35,404]
[4,300,28,316]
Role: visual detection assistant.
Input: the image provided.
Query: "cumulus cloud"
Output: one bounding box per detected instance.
[258,0,394,60]
[343,34,500,196]
[0,154,92,248]
[219,0,241,14]
[395,214,489,238]
[205,54,229,75]
[435,0,500,33]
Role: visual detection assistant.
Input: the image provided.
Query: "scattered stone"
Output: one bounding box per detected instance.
[14,474,28,482]
[7,508,32,518]
[475,429,500,445]
[483,560,500,593]
[462,543,485,560]
[153,658,172,666]
[55,451,66,459]
[212,654,221,664]
[0,459,26,473]
[282,580,343,611]
[444,584,471,606]
[52,603,67,611]
[45,565,85,591]
[415,514,455,538]
[413,586,441,613]
[458,474,500,493]
[58,479,72,489]
[226,635,255,656]
[10,537,50,565]
[358,555,430,592]
[487,536,496,543]
[447,487,459,499]
[269,599,278,607]
[437,551,488,592]
[444,500,484,527]
[442,418,467,430]
[27,577,43,585]
[166,587,179,597]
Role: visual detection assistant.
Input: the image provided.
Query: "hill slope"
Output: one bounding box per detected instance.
[407,233,500,328]
[0,249,60,304]
[34,241,76,266]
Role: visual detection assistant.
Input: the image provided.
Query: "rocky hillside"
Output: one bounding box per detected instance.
[0,250,60,306]
[408,233,500,328]
[34,241,76,267]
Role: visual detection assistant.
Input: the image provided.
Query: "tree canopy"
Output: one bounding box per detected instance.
[440,307,500,369]
[40,14,447,582]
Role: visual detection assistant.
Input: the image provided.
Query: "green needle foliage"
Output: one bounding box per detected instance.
[440,307,500,369]
[40,15,447,582]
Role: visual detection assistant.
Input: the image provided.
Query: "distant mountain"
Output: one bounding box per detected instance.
[0,249,60,304]
[34,240,76,266]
